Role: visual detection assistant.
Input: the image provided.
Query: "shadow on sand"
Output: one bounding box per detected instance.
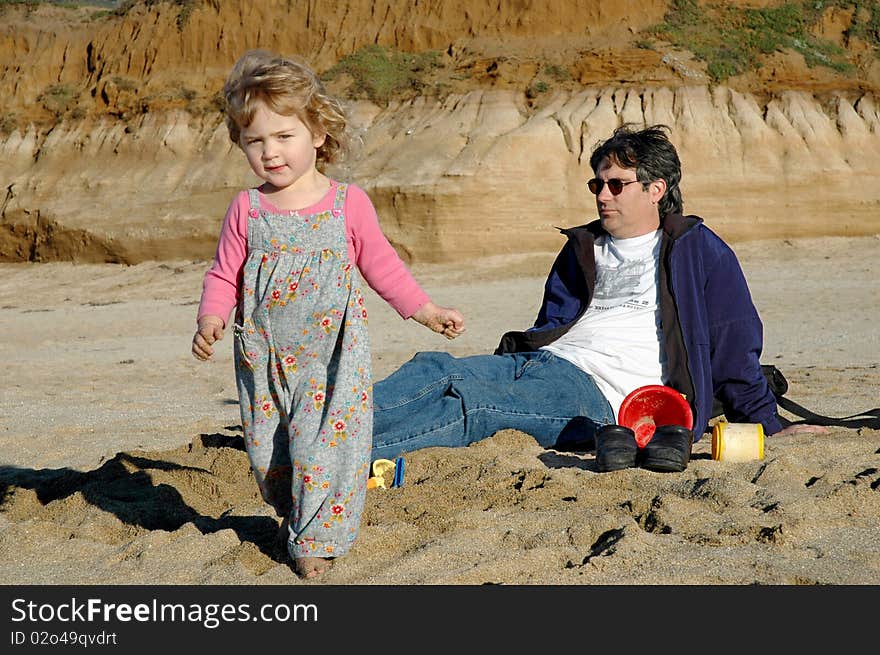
[0,429,287,565]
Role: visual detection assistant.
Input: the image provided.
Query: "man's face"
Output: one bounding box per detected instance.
[592,157,666,239]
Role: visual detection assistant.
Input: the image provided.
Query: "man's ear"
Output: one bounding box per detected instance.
[650,178,667,205]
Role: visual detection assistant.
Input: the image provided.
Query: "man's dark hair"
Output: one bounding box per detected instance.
[589,124,683,216]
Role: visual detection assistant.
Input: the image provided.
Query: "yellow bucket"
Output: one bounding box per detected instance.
[711,422,765,462]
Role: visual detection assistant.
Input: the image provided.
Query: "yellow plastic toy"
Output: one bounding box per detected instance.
[367,457,405,489]
[367,459,396,490]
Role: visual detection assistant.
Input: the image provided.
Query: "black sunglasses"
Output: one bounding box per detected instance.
[587,178,640,195]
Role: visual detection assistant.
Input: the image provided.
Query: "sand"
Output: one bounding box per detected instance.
[0,235,878,585]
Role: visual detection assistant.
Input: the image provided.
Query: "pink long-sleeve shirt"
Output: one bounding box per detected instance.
[197,181,430,326]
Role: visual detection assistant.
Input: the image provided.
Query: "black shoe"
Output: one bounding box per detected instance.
[595,424,638,472]
[640,424,693,472]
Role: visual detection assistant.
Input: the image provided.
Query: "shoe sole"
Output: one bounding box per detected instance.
[597,449,638,472]
[640,449,688,472]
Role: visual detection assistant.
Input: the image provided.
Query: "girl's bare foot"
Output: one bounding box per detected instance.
[278,518,334,578]
[294,556,334,579]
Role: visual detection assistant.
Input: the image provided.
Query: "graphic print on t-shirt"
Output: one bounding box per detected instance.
[592,256,655,312]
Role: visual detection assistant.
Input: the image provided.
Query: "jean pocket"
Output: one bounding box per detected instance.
[513,350,554,379]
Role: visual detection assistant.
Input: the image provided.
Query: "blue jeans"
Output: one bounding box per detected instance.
[371,350,614,461]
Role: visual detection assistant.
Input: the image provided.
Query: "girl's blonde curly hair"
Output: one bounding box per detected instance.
[223,49,349,167]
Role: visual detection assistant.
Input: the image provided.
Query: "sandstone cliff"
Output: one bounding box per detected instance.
[1,0,879,263]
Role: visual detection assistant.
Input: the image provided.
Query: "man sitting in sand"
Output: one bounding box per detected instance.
[369,124,825,469]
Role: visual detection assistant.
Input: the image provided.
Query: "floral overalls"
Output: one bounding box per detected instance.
[233,183,372,559]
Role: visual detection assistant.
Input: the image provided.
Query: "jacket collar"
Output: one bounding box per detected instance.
[559,213,703,242]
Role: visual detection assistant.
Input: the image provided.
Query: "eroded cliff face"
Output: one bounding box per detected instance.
[0,0,670,124]
[1,1,879,263]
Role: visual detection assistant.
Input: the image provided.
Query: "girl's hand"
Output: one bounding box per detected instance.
[411,302,466,340]
[192,315,226,360]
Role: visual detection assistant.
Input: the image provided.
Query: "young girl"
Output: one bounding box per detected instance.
[191,49,465,579]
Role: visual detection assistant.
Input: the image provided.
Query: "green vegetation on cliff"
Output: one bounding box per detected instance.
[646,0,878,82]
[322,45,443,105]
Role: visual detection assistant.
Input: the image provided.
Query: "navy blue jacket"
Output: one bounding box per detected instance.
[495,214,783,440]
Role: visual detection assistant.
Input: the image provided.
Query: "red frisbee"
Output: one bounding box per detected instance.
[618,385,694,448]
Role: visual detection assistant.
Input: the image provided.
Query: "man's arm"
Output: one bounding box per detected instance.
[495,237,588,354]
[704,244,783,434]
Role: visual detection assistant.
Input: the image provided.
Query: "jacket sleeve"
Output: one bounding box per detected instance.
[495,237,588,354]
[533,239,589,330]
[706,243,783,435]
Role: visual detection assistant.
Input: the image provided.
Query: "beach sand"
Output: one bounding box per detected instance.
[0,235,878,584]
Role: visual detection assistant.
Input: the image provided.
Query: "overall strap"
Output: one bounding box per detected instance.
[332,182,348,212]
[247,188,261,213]
[244,188,263,245]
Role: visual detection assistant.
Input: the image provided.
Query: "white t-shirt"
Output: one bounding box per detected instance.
[541,229,666,420]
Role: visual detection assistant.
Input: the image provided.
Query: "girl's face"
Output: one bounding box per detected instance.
[238,100,326,192]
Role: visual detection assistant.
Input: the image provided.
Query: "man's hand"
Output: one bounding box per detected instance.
[192,315,225,360]
[774,423,831,437]
[411,301,466,340]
